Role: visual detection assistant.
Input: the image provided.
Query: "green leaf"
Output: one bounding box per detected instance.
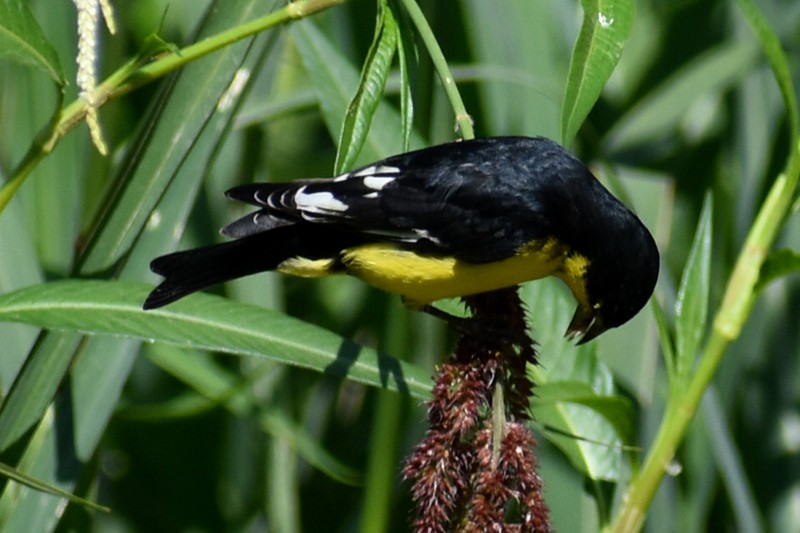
[735,0,800,142]
[651,297,676,382]
[334,1,398,174]
[138,344,363,485]
[604,40,758,153]
[0,461,109,513]
[0,199,40,391]
[0,0,65,86]
[531,380,629,481]
[522,276,628,481]
[460,0,563,138]
[394,1,415,152]
[0,280,432,399]
[0,409,85,531]
[0,3,279,527]
[533,380,635,446]
[0,332,82,453]
[291,18,425,165]
[561,0,634,145]
[674,194,712,387]
[756,248,800,292]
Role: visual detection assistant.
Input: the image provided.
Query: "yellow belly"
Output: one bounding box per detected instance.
[340,241,579,305]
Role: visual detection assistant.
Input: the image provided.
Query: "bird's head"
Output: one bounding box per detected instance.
[565,209,660,344]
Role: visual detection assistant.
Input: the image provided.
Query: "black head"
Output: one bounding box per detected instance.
[521,143,659,344]
[574,204,659,343]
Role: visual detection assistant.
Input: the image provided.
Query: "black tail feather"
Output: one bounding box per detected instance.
[143,225,366,310]
[224,183,272,205]
[144,233,281,309]
[224,180,320,205]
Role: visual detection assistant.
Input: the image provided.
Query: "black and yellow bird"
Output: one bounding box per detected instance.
[144,136,659,343]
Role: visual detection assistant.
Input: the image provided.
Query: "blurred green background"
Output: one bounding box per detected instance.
[0,0,798,531]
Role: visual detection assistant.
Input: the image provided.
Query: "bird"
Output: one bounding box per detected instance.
[143,136,659,344]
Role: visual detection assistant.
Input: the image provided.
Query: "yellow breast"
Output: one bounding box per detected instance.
[340,240,587,306]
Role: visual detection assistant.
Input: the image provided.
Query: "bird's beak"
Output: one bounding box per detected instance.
[565,306,606,345]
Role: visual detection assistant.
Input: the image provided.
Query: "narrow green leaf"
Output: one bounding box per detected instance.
[334,2,398,174]
[0,280,432,399]
[121,390,219,419]
[261,405,362,486]
[651,297,676,382]
[393,0,415,152]
[674,194,713,386]
[0,200,42,390]
[267,427,300,532]
[561,0,634,145]
[141,345,363,485]
[735,0,800,142]
[0,407,83,532]
[0,0,65,85]
[0,4,280,527]
[604,41,758,153]
[292,17,425,164]
[702,389,762,533]
[0,461,109,513]
[756,248,800,292]
[360,389,403,530]
[0,332,82,452]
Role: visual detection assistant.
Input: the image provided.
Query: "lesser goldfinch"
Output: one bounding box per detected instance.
[144,136,659,343]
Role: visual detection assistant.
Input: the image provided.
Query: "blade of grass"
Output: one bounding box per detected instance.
[0,406,82,532]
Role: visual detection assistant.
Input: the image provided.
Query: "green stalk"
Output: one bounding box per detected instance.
[610,153,799,532]
[0,0,346,215]
[398,0,474,140]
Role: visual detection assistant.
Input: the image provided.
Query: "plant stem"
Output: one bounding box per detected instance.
[608,0,800,527]
[399,0,474,140]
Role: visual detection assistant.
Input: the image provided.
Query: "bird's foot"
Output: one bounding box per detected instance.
[419,304,532,349]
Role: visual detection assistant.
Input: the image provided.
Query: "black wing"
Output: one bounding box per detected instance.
[223,137,575,263]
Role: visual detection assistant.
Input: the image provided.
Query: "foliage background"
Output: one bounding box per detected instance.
[0,0,798,531]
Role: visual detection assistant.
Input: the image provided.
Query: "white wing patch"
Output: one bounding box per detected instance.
[353,164,400,177]
[362,176,394,191]
[294,187,348,214]
[413,228,441,244]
